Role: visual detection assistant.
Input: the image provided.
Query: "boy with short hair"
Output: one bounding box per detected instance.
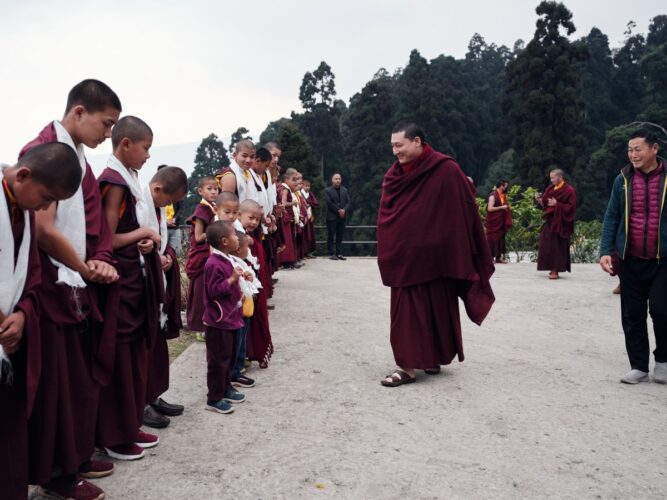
[185,177,219,334]
[217,140,257,202]
[1,143,82,500]
[97,115,161,460]
[21,79,121,500]
[144,166,189,428]
[203,221,247,414]
[277,168,300,269]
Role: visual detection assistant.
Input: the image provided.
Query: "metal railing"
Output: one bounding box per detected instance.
[314,225,377,245]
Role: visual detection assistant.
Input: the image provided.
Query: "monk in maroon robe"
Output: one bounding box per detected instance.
[536,168,577,279]
[277,169,300,268]
[485,180,512,263]
[302,180,319,256]
[377,122,495,387]
[1,143,81,500]
[21,79,122,500]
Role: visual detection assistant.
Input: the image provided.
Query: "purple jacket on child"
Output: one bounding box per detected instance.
[202,252,245,330]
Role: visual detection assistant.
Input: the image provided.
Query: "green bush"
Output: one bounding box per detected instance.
[571,219,602,263]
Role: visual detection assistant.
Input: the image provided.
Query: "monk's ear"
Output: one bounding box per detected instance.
[414,136,423,147]
[121,138,132,150]
[15,166,33,183]
[71,104,86,119]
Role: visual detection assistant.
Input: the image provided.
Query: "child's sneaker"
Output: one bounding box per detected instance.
[223,388,246,404]
[135,430,159,449]
[104,443,145,461]
[206,399,234,414]
[232,375,255,388]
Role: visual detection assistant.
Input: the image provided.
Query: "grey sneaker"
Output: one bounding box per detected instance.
[620,369,649,384]
[653,362,667,384]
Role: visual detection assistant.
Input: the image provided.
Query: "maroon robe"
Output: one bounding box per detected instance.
[304,191,319,254]
[485,189,512,259]
[0,186,40,500]
[185,202,215,331]
[277,185,297,265]
[377,144,495,369]
[537,182,576,273]
[246,236,273,368]
[295,192,308,260]
[96,168,163,447]
[20,123,120,486]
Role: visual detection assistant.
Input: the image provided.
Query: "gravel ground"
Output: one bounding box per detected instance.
[33,259,667,499]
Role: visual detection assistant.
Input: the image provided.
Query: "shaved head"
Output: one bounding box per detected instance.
[216,191,239,206]
[235,139,255,153]
[239,199,262,213]
[18,142,82,195]
[151,166,187,195]
[112,116,153,149]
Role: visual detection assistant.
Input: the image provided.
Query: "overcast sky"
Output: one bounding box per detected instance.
[0,0,663,164]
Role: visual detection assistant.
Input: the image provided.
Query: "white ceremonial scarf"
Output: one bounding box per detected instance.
[210,248,243,309]
[301,189,312,219]
[52,121,87,288]
[229,160,258,203]
[147,185,169,328]
[282,183,301,223]
[0,174,31,383]
[230,255,262,298]
[233,219,245,233]
[249,168,272,235]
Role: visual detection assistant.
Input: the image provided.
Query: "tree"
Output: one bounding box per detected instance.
[504,1,589,188]
[259,118,292,144]
[182,133,229,218]
[229,127,253,152]
[299,61,336,111]
[276,122,321,187]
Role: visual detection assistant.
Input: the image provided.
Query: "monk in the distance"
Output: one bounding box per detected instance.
[535,168,577,280]
[377,122,495,387]
[485,179,512,264]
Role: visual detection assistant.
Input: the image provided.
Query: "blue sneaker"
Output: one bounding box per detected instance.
[205,399,234,414]
[223,389,246,404]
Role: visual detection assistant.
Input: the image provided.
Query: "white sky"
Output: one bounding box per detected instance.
[0,0,663,164]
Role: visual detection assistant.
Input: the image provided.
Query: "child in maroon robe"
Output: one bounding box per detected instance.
[277,168,300,269]
[1,143,82,500]
[301,179,319,257]
[203,221,247,414]
[21,80,122,500]
[185,177,219,335]
[97,116,163,460]
[294,174,309,264]
[143,166,189,428]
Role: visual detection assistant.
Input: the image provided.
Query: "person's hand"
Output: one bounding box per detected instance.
[231,266,244,281]
[599,255,614,275]
[0,311,25,354]
[87,260,119,283]
[138,239,155,255]
[243,271,254,281]
[146,229,161,248]
[501,205,508,210]
[547,197,557,207]
[534,192,542,200]
[160,254,173,271]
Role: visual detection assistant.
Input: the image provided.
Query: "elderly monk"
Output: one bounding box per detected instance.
[377,122,495,387]
[535,168,577,280]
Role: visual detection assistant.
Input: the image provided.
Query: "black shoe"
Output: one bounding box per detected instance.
[150,397,184,416]
[143,405,170,428]
[336,255,347,261]
[329,255,339,260]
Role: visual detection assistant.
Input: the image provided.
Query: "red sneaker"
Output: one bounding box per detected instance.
[135,430,159,449]
[104,443,145,461]
[40,477,105,500]
[79,458,115,478]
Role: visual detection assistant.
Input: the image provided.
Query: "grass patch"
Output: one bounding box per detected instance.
[168,329,198,363]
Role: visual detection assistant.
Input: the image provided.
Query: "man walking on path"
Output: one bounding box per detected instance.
[600,128,667,385]
[325,173,350,260]
[376,122,495,387]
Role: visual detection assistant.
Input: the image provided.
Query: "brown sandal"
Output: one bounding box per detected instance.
[424,365,441,375]
[381,370,416,387]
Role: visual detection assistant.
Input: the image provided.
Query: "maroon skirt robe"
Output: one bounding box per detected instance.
[96,169,163,447]
[20,124,120,486]
[277,186,297,265]
[377,144,495,369]
[0,195,40,500]
[185,203,215,331]
[245,236,274,367]
[485,190,512,259]
[536,183,576,273]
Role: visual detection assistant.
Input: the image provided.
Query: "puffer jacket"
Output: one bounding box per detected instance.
[627,163,663,258]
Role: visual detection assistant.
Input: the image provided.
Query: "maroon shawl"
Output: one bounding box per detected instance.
[485,190,513,241]
[19,123,120,388]
[377,145,495,325]
[541,182,576,239]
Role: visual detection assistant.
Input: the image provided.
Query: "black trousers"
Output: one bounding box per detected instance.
[618,256,667,372]
[326,218,346,256]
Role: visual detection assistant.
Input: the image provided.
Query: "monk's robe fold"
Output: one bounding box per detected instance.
[485,190,513,241]
[96,168,162,447]
[537,182,576,273]
[0,192,40,500]
[19,123,120,485]
[377,145,495,326]
[185,203,215,331]
[246,235,273,368]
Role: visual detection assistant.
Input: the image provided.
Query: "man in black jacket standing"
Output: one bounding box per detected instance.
[325,173,350,260]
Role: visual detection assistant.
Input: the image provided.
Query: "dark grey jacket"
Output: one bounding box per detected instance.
[325,185,350,221]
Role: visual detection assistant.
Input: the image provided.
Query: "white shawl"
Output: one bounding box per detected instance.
[0,176,31,383]
[229,160,258,203]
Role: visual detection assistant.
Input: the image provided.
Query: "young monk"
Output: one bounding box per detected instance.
[239,200,274,369]
[301,179,319,257]
[216,190,243,232]
[264,142,282,277]
[277,168,300,269]
[217,140,258,202]
[144,166,189,429]
[21,79,121,500]
[97,116,161,459]
[293,174,308,265]
[203,221,247,414]
[1,143,82,500]
[185,177,219,334]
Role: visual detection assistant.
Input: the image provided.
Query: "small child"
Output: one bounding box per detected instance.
[277,168,300,269]
[215,191,244,232]
[203,221,248,414]
[185,176,219,336]
[0,143,82,500]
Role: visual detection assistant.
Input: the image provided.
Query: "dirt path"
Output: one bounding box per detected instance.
[50,259,667,499]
